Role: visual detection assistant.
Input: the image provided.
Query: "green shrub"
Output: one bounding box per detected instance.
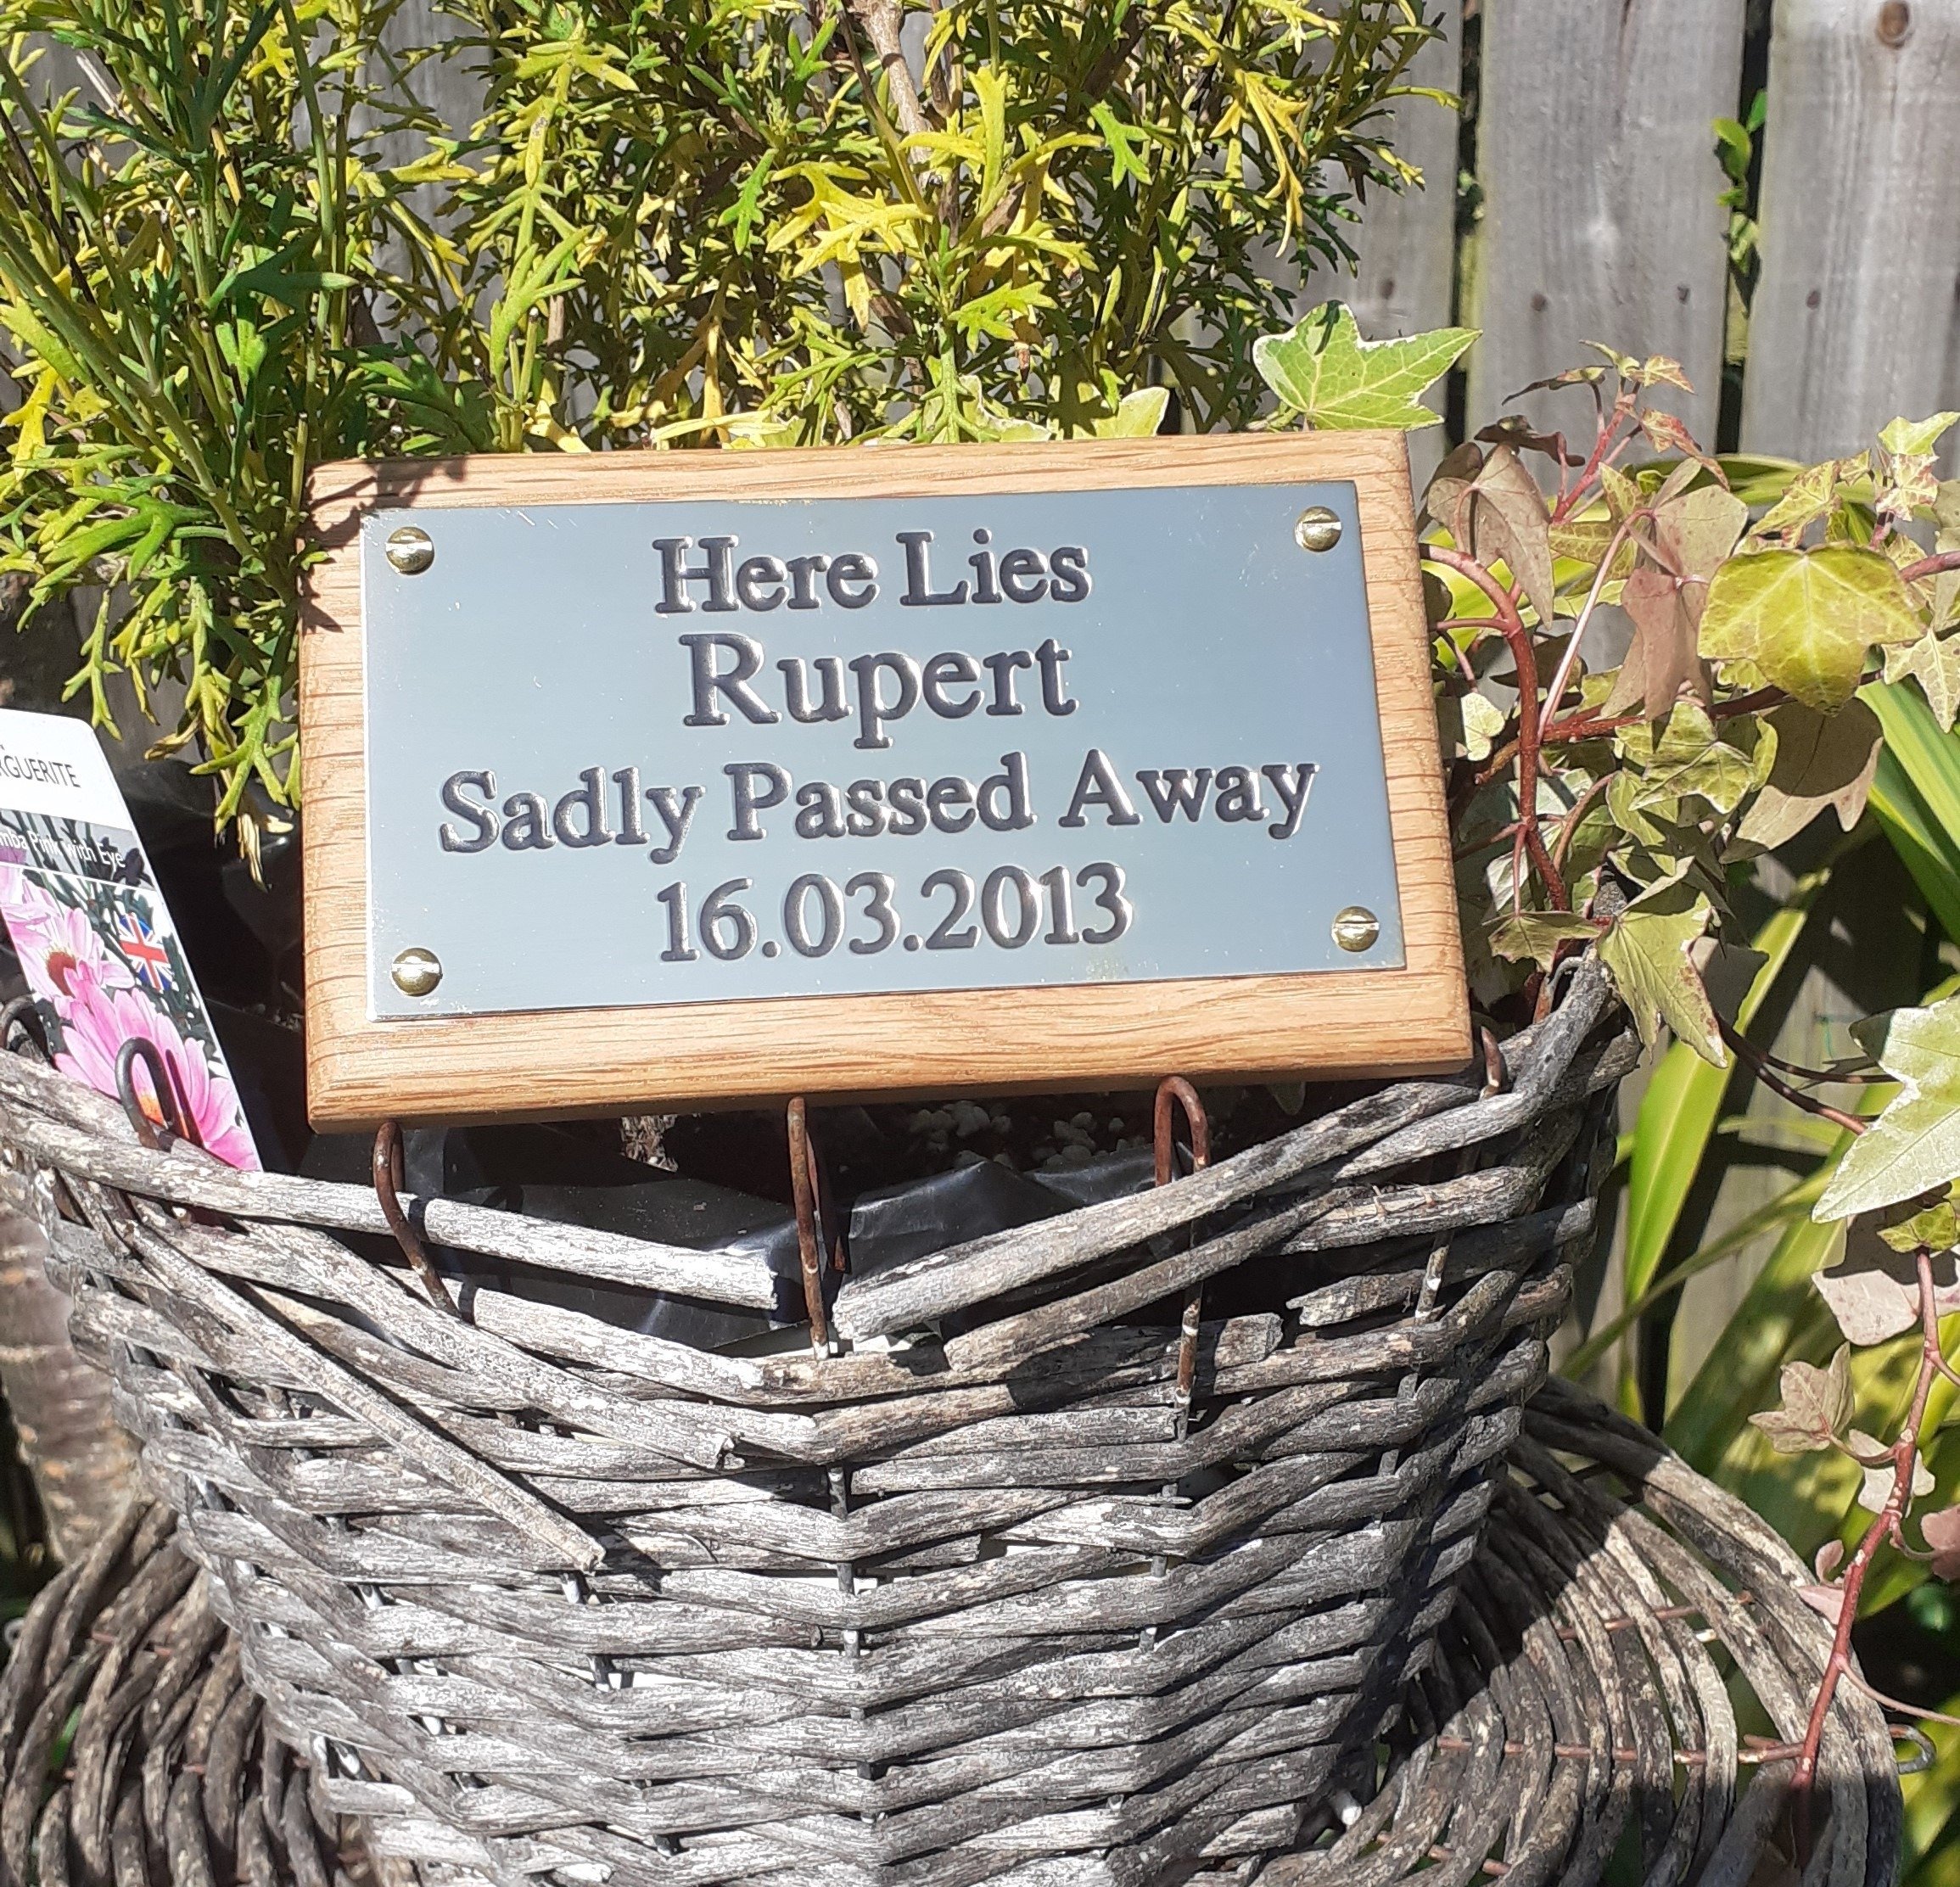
[0,0,1437,830]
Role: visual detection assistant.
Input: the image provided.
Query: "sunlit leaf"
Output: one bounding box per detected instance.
[1253,301,1476,431]
[1817,994,1960,1220]
[1738,699,1883,848]
[1749,1346,1854,1454]
[1597,878,1724,1064]
[1700,546,1926,710]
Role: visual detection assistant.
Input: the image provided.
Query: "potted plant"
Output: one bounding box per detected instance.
[0,1,1957,1877]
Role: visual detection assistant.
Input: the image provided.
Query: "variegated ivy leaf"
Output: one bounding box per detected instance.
[1736,699,1883,847]
[1254,303,1476,431]
[1699,546,1924,710]
[1462,692,1506,761]
[1438,690,1507,765]
[1877,415,1959,524]
[1815,1267,1920,1346]
[1618,701,1757,815]
[1752,461,1841,545]
[1879,413,1960,460]
[1089,388,1169,438]
[1922,1506,1960,1581]
[1596,877,1725,1063]
[1878,1193,1960,1254]
[1852,1431,1935,1515]
[1817,994,1960,1220]
[1748,1346,1854,1454]
[1602,484,1748,717]
[1490,912,1600,970]
[1883,632,1960,731]
[1584,343,1693,394]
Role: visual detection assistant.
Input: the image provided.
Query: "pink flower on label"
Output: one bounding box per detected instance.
[35,902,134,1005]
[0,877,134,1007]
[56,983,256,1170]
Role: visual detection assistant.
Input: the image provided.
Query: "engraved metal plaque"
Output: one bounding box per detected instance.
[360,481,1403,1020]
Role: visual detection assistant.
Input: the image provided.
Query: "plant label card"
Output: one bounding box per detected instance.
[301,433,1465,1127]
[0,709,260,1167]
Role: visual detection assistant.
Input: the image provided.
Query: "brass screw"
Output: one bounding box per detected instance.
[390,947,443,997]
[1332,906,1380,954]
[1294,506,1343,553]
[384,526,434,575]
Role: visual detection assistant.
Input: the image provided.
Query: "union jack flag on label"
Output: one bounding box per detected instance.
[114,907,175,992]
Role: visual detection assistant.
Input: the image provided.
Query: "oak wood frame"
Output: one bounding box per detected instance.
[301,433,1468,1127]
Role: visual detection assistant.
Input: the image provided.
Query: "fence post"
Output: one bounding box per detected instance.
[1303,2,1464,489]
[1742,0,1960,466]
[1470,0,1746,447]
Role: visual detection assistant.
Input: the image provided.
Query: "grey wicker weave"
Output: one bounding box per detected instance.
[0,958,1639,1887]
[0,1501,354,1887]
[0,1383,1901,1887]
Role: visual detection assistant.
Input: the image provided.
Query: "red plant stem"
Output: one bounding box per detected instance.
[1550,772,1613,878]
[1720,1024,1869,1136]
[1548,400,1634,525]
[1454,820,1520,861]
[1783,1250,1952,1846]
[1900,550,1960,585]
[1429,545,1570,911]
[1540,686,1787,750]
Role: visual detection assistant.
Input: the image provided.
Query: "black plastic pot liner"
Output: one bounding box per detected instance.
[301,1123,1157,1350]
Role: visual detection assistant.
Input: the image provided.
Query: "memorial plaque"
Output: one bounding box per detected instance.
[301,435,1465,1126]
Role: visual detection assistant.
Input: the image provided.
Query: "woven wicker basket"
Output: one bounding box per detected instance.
[0,957,1634,1887]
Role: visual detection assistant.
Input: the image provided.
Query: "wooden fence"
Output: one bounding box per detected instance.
[1313,0,1960,490]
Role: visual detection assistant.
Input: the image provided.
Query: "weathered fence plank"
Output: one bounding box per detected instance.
[1302,1,1463,486]
[1469,0,1747,445]
[1742,0,1960,467]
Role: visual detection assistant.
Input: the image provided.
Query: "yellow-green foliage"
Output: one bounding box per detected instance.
[0,0,1437,830]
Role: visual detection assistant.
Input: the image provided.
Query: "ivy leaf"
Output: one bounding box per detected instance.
[1254,302,1477,431]
[1815,1268,1919,1346]
[1603,486,1747,717]
[1875,415,1950,528]
[1737,699,1883,848]
[1752,460,1842,545]
[1421,441,1557,629]
[1090,387,1168,438]
[1879,412,1960,461]
[1883,631,1960,730]
[1749,1347,1854,1454]
[1461,692,1505,761]
[1466,444,1557,630]
[1922,1506,1960,1581]
[1597,877,1724,1063]
[1636,406,1722,477]
[1879,1195,1960,1253]
[1799,1582,1847,1626]
[1817,994,1960,1220]
[1621,701,1756,815]
[1476,412,1580,466]
[1699,547,1926,711]
[1587,343,1694,394]
[1490,911,1600,968]
[1852,1431,1935,1515]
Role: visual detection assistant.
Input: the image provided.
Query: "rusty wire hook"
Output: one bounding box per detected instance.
[372,1120,459,1318]
[787,1097,843,1353]
[1154,1076,1211,1431]
[0,996,51,1065]
[115,1038,194,1151]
